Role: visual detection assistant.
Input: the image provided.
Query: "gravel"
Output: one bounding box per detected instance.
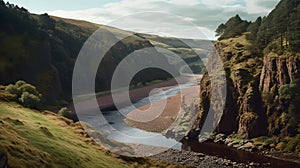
[149,149,266,168]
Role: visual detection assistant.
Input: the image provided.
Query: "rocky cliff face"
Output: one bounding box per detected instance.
[260,53,300,136]
[192,35,300,139]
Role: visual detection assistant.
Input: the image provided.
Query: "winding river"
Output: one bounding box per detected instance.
[79,82,300,167]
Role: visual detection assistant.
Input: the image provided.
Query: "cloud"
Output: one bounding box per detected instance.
[245,0,280,14]
[49,0,280,39]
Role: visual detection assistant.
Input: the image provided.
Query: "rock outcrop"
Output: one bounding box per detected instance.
[259,53,300,136]
[191,35,300,139]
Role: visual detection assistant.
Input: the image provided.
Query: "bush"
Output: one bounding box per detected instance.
[19,92,41,109]
[284,137,299,152]
[19,84,41,97]
[5,80,42,109]
[5,84,21,96]
[58,107,73,120]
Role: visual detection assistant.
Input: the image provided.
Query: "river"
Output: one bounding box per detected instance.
[79,82,300,167]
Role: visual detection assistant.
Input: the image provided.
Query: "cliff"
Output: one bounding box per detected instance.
[191,0,300,140]
[260,53,300,136]
[192,34,300,139]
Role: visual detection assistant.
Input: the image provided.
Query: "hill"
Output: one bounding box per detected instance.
[0,1,210,107]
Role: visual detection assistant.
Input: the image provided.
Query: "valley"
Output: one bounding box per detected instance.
[0,0,300,168]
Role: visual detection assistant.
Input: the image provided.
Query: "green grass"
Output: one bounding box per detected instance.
[0,101,179,168]
[0,101,128,168]
[251,135,300,155]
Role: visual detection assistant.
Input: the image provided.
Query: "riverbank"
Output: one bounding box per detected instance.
[149,149,258,168]
[190,133,300,166]
[124,84,199,132]
[71,75,200,113]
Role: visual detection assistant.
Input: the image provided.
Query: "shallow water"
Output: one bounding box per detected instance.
[80,82,196,149]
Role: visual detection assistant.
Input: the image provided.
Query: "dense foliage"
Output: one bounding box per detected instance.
[215,15,249,40]
[279,79,300,135]
[216,0,300,53]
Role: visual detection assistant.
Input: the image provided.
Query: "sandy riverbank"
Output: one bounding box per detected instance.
[124,83,200,133]
[71,75,201,114]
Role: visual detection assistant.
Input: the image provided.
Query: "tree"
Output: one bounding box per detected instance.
[39,13,55,30]
[247,17,262,41]
[216,15,249,40]
[287,1,300,52]
[0,0,5,7]
[215,23,226,37]
[255,0,300,52]
[279,79,300,135]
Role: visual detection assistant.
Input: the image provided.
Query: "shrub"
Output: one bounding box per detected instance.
[58,107,73,120]
[284,137,299,152]
[19,84,41,97]
[19,92,41,109]
[275,142,286,151]
[5,84,21,96]
[5,80,43,109]
[278,80,300,135]
[15,80,26,87]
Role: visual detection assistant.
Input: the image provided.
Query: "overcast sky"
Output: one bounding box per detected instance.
[6,0,280,39]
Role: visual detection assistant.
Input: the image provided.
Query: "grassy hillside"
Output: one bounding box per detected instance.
[0,2,172,105]
[0,101,125,168]
[0,1,211,107]
[139,34,211,74]
[0,100,182,168]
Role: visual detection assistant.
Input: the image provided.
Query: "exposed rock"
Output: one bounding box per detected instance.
[163,99,199,141]
[214,134,226,144]
[237,142,256,152]
[190,34,300,139]
[259,53,300,135]
[149,149,251,168]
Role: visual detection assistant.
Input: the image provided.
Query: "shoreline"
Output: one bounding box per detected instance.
[184,132,300,167]
[124,83,200,133]
[71,75,201,113]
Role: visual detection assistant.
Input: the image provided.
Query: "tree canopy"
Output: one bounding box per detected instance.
[215,15,249,40]
[216,0,300,53]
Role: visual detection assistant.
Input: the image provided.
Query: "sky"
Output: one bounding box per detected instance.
[5,0,280,40]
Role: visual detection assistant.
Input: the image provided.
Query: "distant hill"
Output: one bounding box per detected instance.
[139,33,212,74]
